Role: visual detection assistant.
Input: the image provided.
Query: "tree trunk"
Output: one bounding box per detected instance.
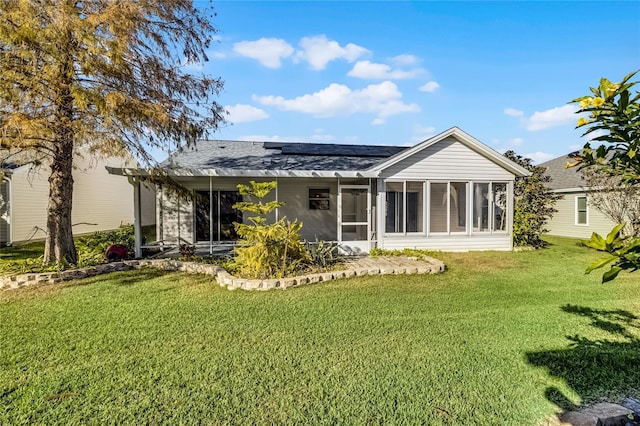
[44,45,77,265]
[44,137,77,264]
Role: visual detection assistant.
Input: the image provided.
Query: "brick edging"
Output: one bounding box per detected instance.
[0,256,445,291]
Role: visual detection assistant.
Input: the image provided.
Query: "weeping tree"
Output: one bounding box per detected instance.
[0,1,225,264]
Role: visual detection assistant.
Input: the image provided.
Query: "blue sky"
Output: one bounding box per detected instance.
[190,1,639,164]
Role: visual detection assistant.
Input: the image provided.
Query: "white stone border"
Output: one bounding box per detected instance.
[0,256,445,291]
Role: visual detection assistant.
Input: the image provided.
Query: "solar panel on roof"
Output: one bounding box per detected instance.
[278,143,406,157]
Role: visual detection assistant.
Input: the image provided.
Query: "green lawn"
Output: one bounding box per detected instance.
[1,237,639,425]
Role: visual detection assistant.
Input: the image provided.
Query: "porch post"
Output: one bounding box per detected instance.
[209,175,213,255]
[131,177,143,258]
[275,177,279,221]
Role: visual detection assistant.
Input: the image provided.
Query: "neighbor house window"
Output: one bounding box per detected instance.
[309,188,330,210]
[576,196,588,225]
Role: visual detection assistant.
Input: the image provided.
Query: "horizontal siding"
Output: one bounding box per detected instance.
[381,137,514,181]
[10,167,50,242]
[381,234,512,251]
[71,155,136,235]
[277,179,338,242]
[10,154,143,243]
[547,192,616,239]
[158,189,194,244]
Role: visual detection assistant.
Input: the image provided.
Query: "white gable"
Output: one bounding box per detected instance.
[380,136,515,181]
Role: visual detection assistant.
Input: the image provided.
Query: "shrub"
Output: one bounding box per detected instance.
[305,239,340,269]
[230,181,310,279]
[0,225,135,274]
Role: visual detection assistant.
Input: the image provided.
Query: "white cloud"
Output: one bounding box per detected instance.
[225,104,269,123]
[348,60,423,80]
[390,54,419,66]
[254,81,420,125]
[419,81,440,93]
[524,151,555,164]
[412,124,437,142]
[509,137,524,146]
[294,35,369,70]
[527,105,578,131]
[233,38,294,68]
[504,108,524,117]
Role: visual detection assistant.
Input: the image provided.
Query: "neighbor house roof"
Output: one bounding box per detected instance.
[539,153,586,191]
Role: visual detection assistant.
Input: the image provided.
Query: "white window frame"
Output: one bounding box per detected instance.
[575,195,589,226]
[471,182,510,234]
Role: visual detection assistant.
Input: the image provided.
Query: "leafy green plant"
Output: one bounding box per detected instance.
[570,71,640,281]
[0,225,135,274]
[305,239,340,268]
[230,181,310,279]
[504,151,561,248]
[584,223,640,283]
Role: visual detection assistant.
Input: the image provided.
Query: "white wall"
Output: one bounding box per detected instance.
[547,191,616,239]
[9,153,142,243]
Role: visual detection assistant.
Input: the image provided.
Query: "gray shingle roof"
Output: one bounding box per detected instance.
[540,153,586,190]
[160,140,408,171]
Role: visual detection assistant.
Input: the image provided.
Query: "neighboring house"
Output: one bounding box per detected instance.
[108,127,530,256]
[0,152,155,247]
[540,154,616,239]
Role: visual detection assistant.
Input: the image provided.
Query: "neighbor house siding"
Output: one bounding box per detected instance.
[8,153,142,243]
[546,191,616,239]
[10,167,50,242]
[380,137,514,181]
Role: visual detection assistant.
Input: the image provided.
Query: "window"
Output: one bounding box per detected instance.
[473,182,509,233]
[385,180,509,235]
[576,196,588,225]
[430,182,467,233]
[385,182,404,233]
[386,181,423,233]
[309,188,330,210]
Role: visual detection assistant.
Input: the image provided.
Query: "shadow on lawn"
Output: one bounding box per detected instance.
[68,267,168,288]
[527,305,640,410]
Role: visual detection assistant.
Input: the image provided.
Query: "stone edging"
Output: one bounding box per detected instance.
[0,256,445,292]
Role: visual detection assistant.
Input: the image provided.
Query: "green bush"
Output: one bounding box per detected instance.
[0,225,135,274]
[229,181,310,279]
[305,239,340,269]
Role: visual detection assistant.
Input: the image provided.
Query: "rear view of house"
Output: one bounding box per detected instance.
[109,127,530,256]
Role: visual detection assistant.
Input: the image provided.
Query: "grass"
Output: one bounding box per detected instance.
[0,240,45,262]
[1,236,639,425]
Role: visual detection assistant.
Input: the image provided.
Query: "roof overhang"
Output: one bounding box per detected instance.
[106,166,380,179]
[369,126,532,177]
